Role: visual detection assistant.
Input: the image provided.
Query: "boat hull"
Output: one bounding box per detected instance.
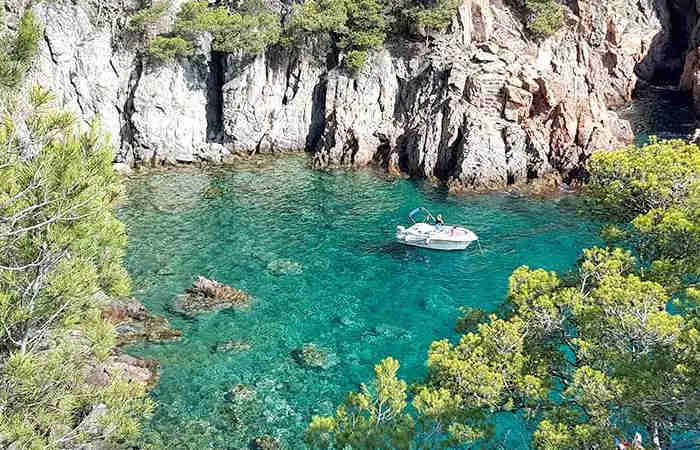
[396,224,478,251]
[397,238,473,251]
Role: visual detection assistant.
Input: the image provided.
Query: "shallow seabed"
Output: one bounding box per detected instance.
[118,157,600,449]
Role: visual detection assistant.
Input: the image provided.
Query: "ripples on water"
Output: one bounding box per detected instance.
[118,158,601,449]
[618,83,696,144]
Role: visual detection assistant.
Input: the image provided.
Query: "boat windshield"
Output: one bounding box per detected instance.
[409,207,436,224]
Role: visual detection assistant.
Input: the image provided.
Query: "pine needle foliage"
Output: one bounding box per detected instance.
[0,11,154,448]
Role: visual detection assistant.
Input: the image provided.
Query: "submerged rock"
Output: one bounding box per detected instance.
[229,384,256,403]
[292,343,339,370]
[266,258,303,275]
[203,185,224,199]
[372,324,410,339]
[102,297,182,346]
[250,435,281,450]
[173,276,250,316]
[214,339,253,353]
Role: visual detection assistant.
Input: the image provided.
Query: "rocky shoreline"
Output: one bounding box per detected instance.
[7,0,697,191]
[102,297,183,346]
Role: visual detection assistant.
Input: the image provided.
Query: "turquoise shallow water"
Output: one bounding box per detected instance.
[117,157,601,449]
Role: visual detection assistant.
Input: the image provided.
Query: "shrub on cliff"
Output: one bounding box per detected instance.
[289,0,391,71]
[409,0,460,34]
[525,0,563,38]
[128,0,171,34]
[0,8,41,92]
[147,35,194,61]
[307,139,700,449]
[135,0,463,69]
[175,0,280,54]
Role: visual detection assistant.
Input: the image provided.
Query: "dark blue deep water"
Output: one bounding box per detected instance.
[118,158,601,449]
[618,84,696,144]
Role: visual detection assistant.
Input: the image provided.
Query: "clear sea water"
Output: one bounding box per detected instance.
[118,159,600,449]
[117,85,694,449]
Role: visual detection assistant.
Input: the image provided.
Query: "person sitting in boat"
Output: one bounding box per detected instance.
[435,214,444,231]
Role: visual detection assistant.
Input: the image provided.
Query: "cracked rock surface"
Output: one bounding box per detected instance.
[22,0,680,188]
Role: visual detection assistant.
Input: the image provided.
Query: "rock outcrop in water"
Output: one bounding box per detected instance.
[173,276,250,316]
[101,297,182,345]
[11,0,686,188]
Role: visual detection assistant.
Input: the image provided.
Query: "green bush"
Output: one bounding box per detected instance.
[290,0,391,71]
[1,13,153,448]
[345,49,368,71]
[0,84,156,448]
[0,9,41,91]
[175,0,280,54]
[411,0,460,34]
[147,35,194,60]
[128,0,171,33]
[135,0,462,67]
[525,0,563,38]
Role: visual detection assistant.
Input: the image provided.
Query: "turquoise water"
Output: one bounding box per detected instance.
[118,157,600,449]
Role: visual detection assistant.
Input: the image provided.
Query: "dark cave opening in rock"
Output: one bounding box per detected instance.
[639,0,696,86]
[663,0,693,85]
[206,51,226,143]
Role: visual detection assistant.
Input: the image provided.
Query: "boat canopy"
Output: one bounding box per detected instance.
[409,207,436,224]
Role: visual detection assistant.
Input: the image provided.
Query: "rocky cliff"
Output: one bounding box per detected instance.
[6,0,685,189]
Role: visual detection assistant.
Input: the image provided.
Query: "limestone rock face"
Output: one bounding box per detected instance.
[221,44,327,153]
[22,0,674,188]
[129,36,219,164]
[681,47,700,115]
[31,1,137,159]
[306,0,651,188]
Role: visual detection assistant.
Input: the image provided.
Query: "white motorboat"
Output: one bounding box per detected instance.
[396,207,478,251]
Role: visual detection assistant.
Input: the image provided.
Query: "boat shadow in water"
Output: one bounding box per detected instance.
[365,241,482,261]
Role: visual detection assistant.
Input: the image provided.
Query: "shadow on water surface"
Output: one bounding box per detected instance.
[618,83,696,144]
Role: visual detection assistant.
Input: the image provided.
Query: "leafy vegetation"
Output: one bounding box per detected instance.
[175,0,281,54]
[524,0,564,38]
[0,9,153,449]
[0,8,41,92]
[409,0,460,34]
[307,139,700,449]
[131,0,463,70]
[288,0,391,71]
[147,35,194,61]
[585,138,700,290]
[305,358,415,449]
[128,0,171,34]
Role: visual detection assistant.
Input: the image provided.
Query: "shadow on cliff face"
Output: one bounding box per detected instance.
[635,0,697,87]
[206,51,226,143]
[306,78,327,151]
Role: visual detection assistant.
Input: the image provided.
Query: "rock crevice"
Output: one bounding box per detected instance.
[24,0,685,189]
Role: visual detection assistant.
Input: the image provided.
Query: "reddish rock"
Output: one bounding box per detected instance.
[173,276,250,316]
[102,297,182,346]
[106,354,160,388]
[681,48,700,116]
